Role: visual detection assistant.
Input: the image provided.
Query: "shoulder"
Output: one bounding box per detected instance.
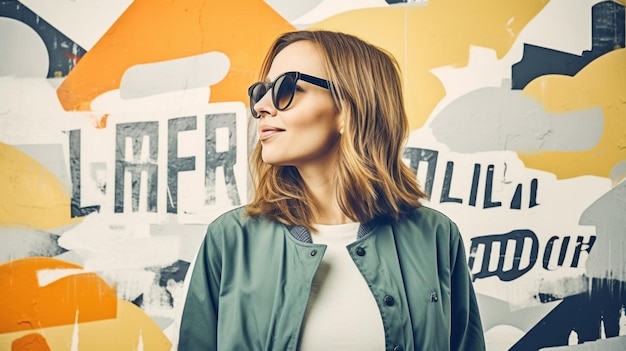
[205,206,286,242]
[394,206,462,242]
[404,206,459,230]
[208,206,249,229]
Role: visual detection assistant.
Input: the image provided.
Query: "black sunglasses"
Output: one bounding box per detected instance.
[247,71,331,118]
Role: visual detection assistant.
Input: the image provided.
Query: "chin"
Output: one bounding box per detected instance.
[261,155,294,167]
[261,154,284,166]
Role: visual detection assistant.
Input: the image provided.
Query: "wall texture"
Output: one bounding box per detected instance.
[1,0,625,350]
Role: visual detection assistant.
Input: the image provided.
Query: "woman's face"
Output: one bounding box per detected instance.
[254,40,341,169]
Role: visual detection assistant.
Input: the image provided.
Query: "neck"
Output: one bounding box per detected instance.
[297,160,353,226]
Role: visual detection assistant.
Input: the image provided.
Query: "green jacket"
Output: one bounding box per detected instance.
[179,206,485,351]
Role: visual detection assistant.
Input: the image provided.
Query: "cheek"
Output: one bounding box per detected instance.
[287,122,340,158]
[286,116,338,145]
[284,98,339,132]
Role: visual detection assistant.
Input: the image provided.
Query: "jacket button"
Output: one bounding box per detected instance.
[393,346,404,351]
[355,247,366,256]
[310,249,317,256]
[384,295,395,306]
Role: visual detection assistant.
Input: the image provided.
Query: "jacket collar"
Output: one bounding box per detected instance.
[288,221,378,243]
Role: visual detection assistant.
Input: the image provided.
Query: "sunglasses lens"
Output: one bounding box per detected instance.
[250,83,268,105]
[249,83,268,118]
[274,74,296,110]
[248,73,300,118]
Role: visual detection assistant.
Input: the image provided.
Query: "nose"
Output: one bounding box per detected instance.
[253,90,277,118]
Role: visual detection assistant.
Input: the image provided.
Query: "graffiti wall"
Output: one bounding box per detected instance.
[1,0,624,350]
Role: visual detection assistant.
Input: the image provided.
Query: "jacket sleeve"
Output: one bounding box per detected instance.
[449,222,486,351]
[178,224,222,350]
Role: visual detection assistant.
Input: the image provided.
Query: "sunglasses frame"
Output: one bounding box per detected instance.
[247,71,331,118]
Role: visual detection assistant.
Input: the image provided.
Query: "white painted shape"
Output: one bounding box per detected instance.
[76,127,111,207]
[91,86,212,116]
[415,160,429,191]
[429,46,510,124]
[71,309,79,351]
[118,147,136,215]
[292,0,388,26]
[137,328,144,351]
[19,0,133,50]
[518,236,533,272]
[58,214,180,271]
[488,240,501,272]
[403,141,611,308]
[100,269,155,302]
[0,77,95,147]
[140,135,151,163]
[138,145,150,213]
[515,0,596,56]
[407,125,450,151]
[0,17,48,77]
[483,324,525,351]
[37,268,88,287]
[569,329,579,345]
[120,52,230,99]
[502,238,516,272]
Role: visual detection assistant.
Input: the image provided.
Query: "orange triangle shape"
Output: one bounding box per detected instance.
[57,0,295,111]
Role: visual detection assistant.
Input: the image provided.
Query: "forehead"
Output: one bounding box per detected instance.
[267,41,327,80]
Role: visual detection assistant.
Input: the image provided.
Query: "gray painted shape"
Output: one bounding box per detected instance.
[541,335,626,350]
[0,228,66,261]
[264,0,323,21]
[0,17,49,77]
[150,215,207,263]
[54,250,85,266]
[477,293,558,332]
[610,161,626,183]
[15,144,71,194]
[430,87,604,153]
[580,180,626,281]
[119,52,229,99]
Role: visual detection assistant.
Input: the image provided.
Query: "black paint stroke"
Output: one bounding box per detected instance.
[402,147,438,197]
[114,122,159,213]
[511,278,626,351]
[0,0,87,77]
[204,113,240,207]
[167,117,197,213]
[69,129,101,217]
[132,260,190,308]
[512,1,625,90]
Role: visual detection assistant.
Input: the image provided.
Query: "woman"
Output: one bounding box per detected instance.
[179,30,485,351]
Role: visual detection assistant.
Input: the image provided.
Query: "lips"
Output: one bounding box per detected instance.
[259,125,285,141]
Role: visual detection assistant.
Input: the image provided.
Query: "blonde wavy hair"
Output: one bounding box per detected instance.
[246,30,427,229]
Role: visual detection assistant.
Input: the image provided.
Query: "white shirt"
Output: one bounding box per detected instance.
[298,222,386,350]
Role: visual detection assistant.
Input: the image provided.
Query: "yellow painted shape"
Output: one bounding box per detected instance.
[521,49,626,179]
[0,143,80,230]
[311,0,549,130]
[0,258,117,333]
[1,300,171,351]
[57,0,294,112]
